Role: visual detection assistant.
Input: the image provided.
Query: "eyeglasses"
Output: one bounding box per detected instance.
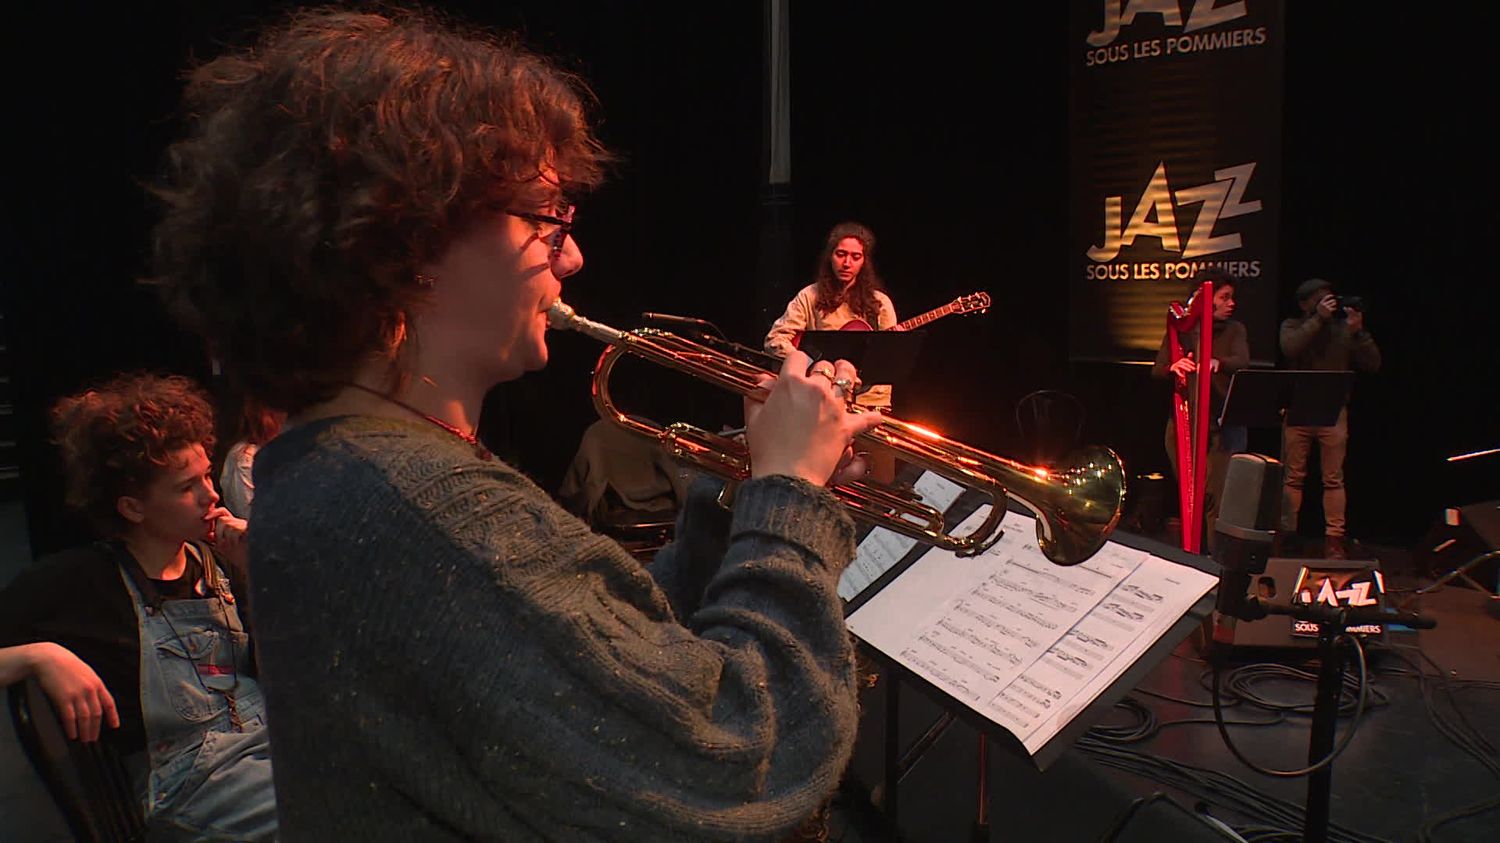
[506,204,575,261]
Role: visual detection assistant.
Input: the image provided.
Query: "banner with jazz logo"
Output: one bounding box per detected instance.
[1068,0,1284,364]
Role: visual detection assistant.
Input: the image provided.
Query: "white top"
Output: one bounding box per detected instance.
[219,440,259,519]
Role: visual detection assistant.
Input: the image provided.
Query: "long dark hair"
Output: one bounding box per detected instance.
[811,221,886,324]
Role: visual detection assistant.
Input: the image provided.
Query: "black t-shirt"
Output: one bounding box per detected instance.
[0,541,253,757]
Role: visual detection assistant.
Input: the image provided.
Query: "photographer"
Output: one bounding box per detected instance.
[1278,278,1382,558]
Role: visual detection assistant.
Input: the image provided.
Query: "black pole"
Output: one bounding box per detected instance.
[1302,626,1345,843]
[971,734,989,842]
[754,0,795,332]
[884,675,900,841]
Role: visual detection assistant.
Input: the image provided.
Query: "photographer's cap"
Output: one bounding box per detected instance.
[1295,277,1333,305]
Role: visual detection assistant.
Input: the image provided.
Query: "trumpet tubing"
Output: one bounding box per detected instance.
[548,301,1126,565]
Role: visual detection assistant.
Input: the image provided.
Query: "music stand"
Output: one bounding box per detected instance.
[797,330,926,392]
[1218,369,1353,428]
[844,494,1219,840]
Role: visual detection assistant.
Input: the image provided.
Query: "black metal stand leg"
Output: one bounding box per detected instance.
[1303,628,1345,843]
[1413,549,1500,601]
[971,733,989,842]
[884,676,899,842]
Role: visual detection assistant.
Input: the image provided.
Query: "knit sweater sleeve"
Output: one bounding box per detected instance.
[249,423,860,842]
[644,475,734,620]
[480,472,858,841]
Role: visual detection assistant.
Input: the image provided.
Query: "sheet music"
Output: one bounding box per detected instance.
[996,553,1217,753]
[847,508,1217,756]
[838,472,964,601]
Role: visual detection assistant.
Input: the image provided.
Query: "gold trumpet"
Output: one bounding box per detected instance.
[547,301,1126,565]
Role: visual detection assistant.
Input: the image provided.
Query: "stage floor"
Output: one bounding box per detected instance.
[830,541,1500,843]
[4,534,1495,842]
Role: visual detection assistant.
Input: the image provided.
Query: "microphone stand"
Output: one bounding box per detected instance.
[1211,453,1435,843]
[639,311,727,341]
[1224,597,1435,843]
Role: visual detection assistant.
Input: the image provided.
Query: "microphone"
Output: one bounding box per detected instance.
[1211,453,1283,648]
[639,312,726,340]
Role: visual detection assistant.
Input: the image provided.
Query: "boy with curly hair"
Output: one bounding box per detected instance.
[0,372,275,841]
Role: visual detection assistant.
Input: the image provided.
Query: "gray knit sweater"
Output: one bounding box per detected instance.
[247,416,860,841]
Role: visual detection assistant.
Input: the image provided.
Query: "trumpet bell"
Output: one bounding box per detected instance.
[1020,446,1128,566]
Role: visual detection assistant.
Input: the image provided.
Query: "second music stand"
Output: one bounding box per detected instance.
[796,330,926,395]
[1218,369,1353,429]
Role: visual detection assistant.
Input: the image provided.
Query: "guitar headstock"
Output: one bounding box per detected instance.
[952,291,992,315]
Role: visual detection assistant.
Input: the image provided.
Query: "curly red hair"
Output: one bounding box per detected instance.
[51,373,217,536]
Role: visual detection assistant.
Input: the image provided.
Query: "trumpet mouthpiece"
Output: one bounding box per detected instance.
[546,299,626,344]
[546,299,577,330]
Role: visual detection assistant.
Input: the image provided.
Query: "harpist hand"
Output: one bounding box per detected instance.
[1169,355,1197,382]
[28,643,119,742]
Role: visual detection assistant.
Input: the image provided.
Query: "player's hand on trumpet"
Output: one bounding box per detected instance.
[744,350,886,487]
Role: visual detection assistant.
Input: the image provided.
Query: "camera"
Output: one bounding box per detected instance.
[1332,294,1365,319]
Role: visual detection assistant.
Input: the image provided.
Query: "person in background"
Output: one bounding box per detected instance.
[1278,277,1381,559]
[218,398,286,518]
[1151,269,1250,542]
[0,373,274,841]
[766,221,898,483]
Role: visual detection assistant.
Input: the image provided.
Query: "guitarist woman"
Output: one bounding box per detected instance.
[765,221,898,485]
[764,221,899,412]
[1151,268,1250,544]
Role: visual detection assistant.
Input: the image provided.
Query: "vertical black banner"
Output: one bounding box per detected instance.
[1068,0,1284,364]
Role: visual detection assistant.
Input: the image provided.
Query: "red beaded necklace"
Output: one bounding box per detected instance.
[344,382,492,460]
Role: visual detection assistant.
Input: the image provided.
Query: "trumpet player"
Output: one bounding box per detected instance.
[151,7,885,842]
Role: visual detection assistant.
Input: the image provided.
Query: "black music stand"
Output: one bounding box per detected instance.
[1218,369,1353,429]
[844,496,1218,841]
[797,330,926,393]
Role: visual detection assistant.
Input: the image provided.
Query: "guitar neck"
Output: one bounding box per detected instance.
[897,304,957,331]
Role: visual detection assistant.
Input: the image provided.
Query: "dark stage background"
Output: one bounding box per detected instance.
[2,3,1495,558]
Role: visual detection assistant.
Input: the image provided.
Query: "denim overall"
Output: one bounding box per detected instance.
[118,544,277,840]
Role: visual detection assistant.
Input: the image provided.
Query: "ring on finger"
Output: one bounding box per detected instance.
[831,377,855,397]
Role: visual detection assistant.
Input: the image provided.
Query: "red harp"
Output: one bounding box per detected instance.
[1167,281,1213,553]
